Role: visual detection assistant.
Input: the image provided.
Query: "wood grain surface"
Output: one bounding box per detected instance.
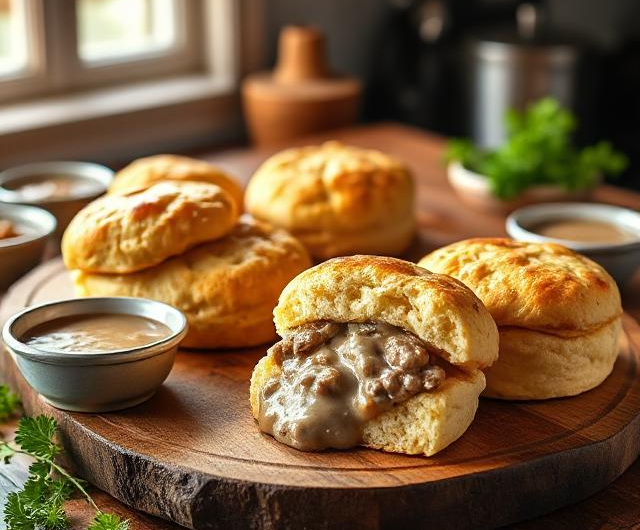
[1,123,640,530]
[1,258,640,530]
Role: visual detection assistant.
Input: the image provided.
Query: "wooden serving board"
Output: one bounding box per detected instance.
[2,259,640,530]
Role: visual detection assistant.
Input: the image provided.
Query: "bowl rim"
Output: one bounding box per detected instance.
[0,161,114,205]
[506,202,640,252]
[447,161,600,194]
[2,297,188,366]
[0,203,57,249]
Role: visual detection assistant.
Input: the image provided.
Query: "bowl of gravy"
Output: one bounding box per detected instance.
[2,297,187,412]
[506,202,640,284]
[0,203,57,291]
[0,161,113,238]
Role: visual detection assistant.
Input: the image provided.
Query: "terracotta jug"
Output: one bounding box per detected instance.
[242,26,362,146]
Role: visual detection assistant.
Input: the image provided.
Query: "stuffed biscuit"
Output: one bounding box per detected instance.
[250,255,498,456]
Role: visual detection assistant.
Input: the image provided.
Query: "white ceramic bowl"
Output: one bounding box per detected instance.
[2,297,188,412]
[448,162,593,214]
[506,202,640,285]
[0,203,57,291]
[0,161,113,237]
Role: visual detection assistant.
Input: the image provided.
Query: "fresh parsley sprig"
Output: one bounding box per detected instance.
[1,415,129,530]
[445,98,628,200]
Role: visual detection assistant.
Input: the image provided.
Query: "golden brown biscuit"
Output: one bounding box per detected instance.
[62,181,238,274]
[109,154,244,212]
[418,238,621,334]
[275,255,499,370]
[419,238,623,400]
[71,217,312,349]
[484,319,621,400]
[245,142,415,259]
[250,255,499,456]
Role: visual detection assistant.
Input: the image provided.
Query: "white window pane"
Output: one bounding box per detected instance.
[77,0,176,62]
[0,0,28,76]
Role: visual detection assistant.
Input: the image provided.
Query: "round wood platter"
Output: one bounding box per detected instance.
[2,259,640,530]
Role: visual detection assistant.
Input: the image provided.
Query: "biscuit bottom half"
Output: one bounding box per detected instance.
[251,352,486,457]
[70,218,312,349]
[484,318,622,400]
[292,214,415,261]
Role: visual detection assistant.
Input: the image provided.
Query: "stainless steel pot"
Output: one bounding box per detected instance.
[465,3,595,148]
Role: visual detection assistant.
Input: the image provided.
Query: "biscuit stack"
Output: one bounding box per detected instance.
[62,155,311,349]
[420,238,623,400]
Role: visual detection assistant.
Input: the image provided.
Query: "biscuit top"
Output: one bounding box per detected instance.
[109,154,244,212]
[419,238,621,335]
[274,255,499,370]
[245,142,414,232]
[63,181,238,274]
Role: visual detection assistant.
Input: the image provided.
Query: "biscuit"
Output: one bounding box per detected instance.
[109,154,244,212]
[419,238,623,399]
[275,255,499,370]
[245,142,415,259]
[418,238,621,334]
[71,217,312,349]
[250,255,498,456]
[483,319,621,399]
[62,181,238,274]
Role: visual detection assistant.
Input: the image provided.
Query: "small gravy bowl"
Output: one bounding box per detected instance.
[2,297,188,412]
[506,202,640,285]
[0,161,114,237]
[0,203,57,290]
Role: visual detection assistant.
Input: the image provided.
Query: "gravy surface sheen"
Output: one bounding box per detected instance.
[258,321,445,451]
[22,313,171,353]
[531,219,638,244]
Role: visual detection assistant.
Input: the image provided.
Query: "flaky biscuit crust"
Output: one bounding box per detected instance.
[484,319,621,400]
[71,217,312,349]
[274,255,499,370]
[419,238,621,334]
[109,154,244,211]
[250,354,485,456]
[62,181,239,274]
[245,142,415,259]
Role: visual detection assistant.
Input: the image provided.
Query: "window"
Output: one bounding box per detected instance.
[0,0,211,103]
[77,0,176,62]
[0,0,250,168]
[0,0,29,76]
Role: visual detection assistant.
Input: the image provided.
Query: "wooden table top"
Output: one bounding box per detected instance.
[1,122,639,529]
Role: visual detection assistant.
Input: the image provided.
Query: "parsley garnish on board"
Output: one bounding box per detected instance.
[445,98,628,200]
[1,415,129,530]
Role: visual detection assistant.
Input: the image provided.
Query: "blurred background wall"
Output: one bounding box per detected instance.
[1,0,638,188]
[264,0,640,82]
[261,0,640,189]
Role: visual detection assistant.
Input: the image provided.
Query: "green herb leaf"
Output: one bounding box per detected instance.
[87,513,130,530]
[445,98,628,199]
[14,416,60,460]
[4,475,70,530]
[0,386,20,422]
[3,414,127,530]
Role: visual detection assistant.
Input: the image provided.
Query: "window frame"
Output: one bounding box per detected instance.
[0,0,48,102]
[0,0,265,168]
[0,0,207,103]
